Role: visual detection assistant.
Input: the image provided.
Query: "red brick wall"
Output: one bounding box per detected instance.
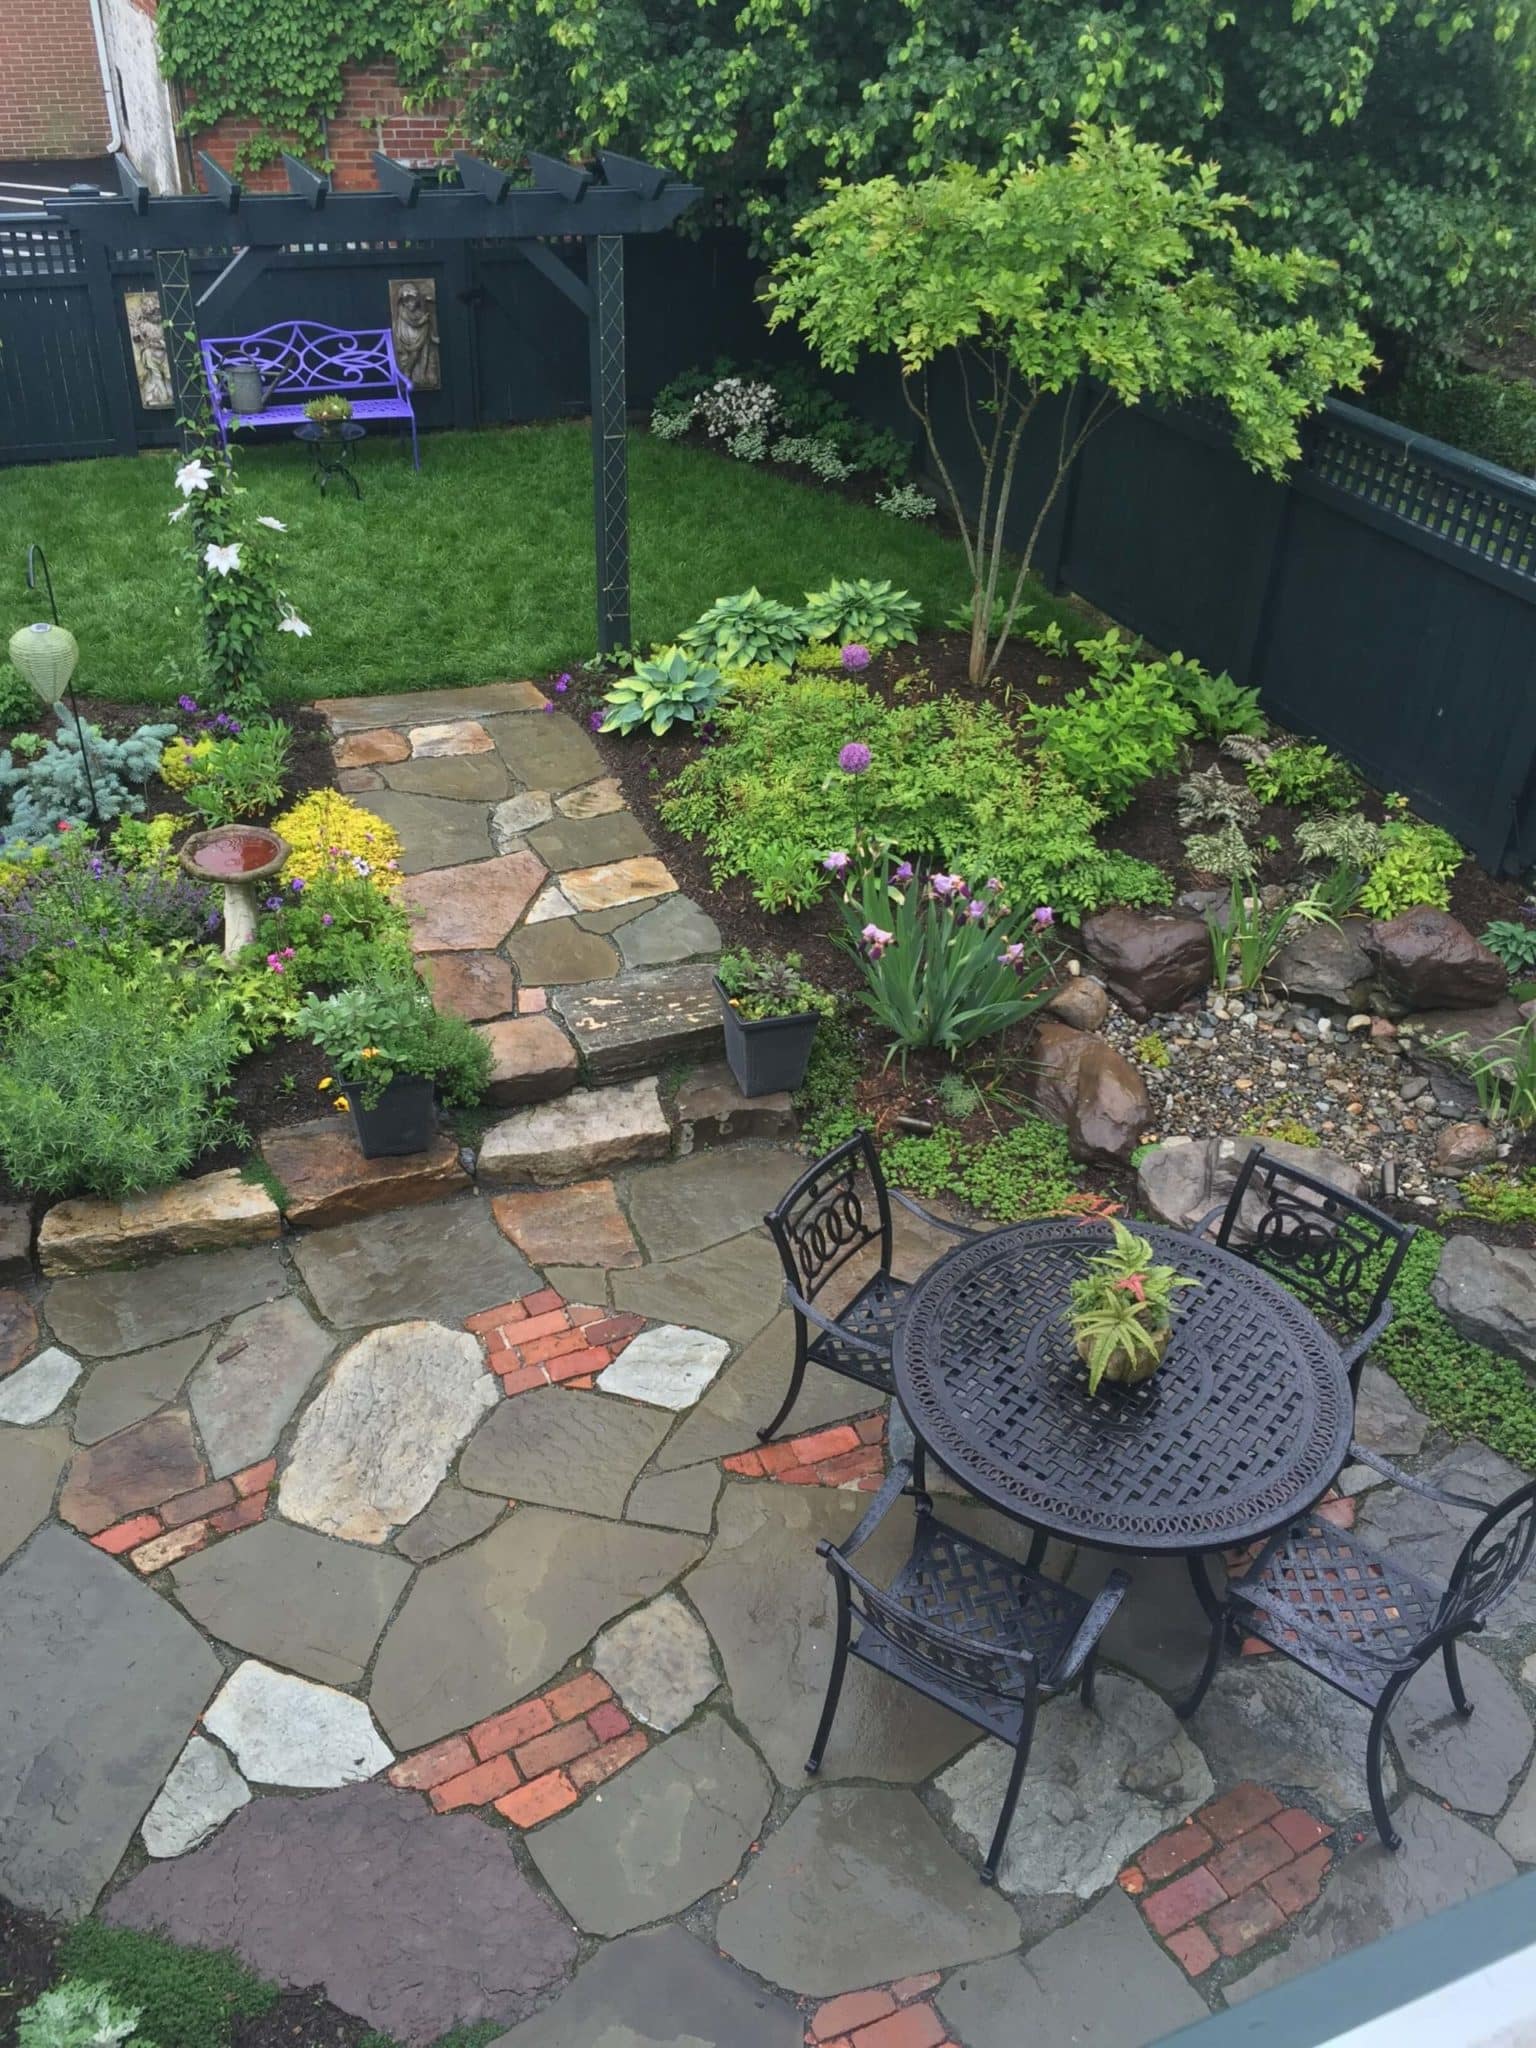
[0,0,111,160]
[189,59,457,192]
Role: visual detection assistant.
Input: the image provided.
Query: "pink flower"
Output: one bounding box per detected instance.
[861,921,894,959]
[999,943,1027,968]
[930,874,963,898]
[822,850,850,874]
[966,900,986,920]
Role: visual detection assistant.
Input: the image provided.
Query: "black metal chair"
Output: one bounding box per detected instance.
[760,1130,979,1443]
[809,1458,1130,1881]
[1195,1144,1413,1397]
[1178,1469,1536,1850]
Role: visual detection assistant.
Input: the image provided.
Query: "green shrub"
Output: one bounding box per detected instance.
[1382,360,1536,477]
[801,577,921,650]
[184,718,292,825]
[0,720,175,842]
[57,1924,275,2048]
[1184,822,1258,878]
[1174,665,1268,741]
[880,1117,1080,1222]
[1358,820,1463,917]
[1245,743,1360,812]
[679,588,806,672]
[0,661,42,731]
[1028,665,1195,812]
[599,647,729,738]
[1294,811,1386,871]
[18,1979,153,2048]
[0,955,239,1198]
[1374,1233,1536,1469]
[253,869,410,990]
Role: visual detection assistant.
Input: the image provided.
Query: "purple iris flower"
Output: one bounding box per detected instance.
[1032,905,1055,927]
[893,860,914,884]
[822,850,850,874]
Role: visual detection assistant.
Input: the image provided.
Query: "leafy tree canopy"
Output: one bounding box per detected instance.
[420,0,1536,347]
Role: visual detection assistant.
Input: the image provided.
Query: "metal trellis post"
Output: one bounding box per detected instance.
[589,234,631,654]
[153,247,207,450]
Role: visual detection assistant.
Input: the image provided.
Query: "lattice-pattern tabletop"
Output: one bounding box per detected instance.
[892,1220,1353,1553]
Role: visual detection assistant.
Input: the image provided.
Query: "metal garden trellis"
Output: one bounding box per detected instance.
[43,147,700,653]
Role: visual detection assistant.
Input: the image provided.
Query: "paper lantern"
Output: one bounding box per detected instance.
[8,621,79,705]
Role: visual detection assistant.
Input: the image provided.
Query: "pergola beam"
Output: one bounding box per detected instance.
[454,151,513,205]
[529,152,592,203]
[283,155,329,209]
[372,153,421,208]
[114,150,148,215]
[196,152,242,212]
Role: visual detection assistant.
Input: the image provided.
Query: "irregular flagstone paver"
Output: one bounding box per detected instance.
[316,682,548,730]
[334,727,410,767]
[400,850,546,952]
[477,1015,580,1106]
[259,1118,468,1230]
[280,1319,497,1543]
[557,962,721,1079]
[1353,1363,1430,1458]
[171,1521,413,1686]
[58,1409,205,1535]
[204,1660,393,1787]
[1496,1756,1536,1859]
[369,1508,703,1750]
[674,1062,796,1148]
[36,1171,280,1276]
[1184,1657,1394,1819]
[408,718,494,757]
[484,710,605,790]
[395,1481,505,1563]
[0,1345,80,1423]
[419,949,517,1022]
[0,1524,221,1916]
[556,776,625,820]
[0,1206,30,1282]
[617,894,722,970]
[625,1148,794,1261]
[0,1288,41,1375]
[491,1179,639,1269]
[560,857,678,914]
[592,1591,718,1730]
[626,1459,722,1535]
[0,1424,69,1564]
[654,1311,875,1470]
[292,1197,535,1327]
[478,1079,671,1186]
[528,1713,770,1935]
[612,1230,785,1350]
[140,1735,250,1859]
[107,1782,577,2046]
[938,1889,1208,2048]
[717,1784,1019,1995]
[44,1244,287,1358]
[527,811,653,874]
[1392,1648,1532,1813]
[491,790,555,850]
[487,1924,802,2048]
[1066,1550,1212,1696]
[71,1334,208,1445]
[359,791,493,873]
[505,921,620,985]
[936,1672,1214,1898]
[189,1295,334,1478]
[1227,1794,1516,2001]
[686,1482,974,1786]
[598,1324,729,1409]
[458,1385,671,1520]
[1355,1440,1536,1639]
[380,751,511,803]
[524,880,577,924]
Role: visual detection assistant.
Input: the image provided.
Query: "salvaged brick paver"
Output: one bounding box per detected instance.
[724,1413,886,1488]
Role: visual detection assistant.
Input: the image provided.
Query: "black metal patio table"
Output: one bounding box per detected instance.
[891,1218,1354,1608]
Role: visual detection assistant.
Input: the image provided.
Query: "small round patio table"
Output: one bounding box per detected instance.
[294,420,366,498]
[891,1218,1353,1606]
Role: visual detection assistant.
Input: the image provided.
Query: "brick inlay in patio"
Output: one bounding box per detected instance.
[806,1972,953,2047]
[723,1414,886,1490]
[465,1288,645,1395]
[88,1457,276,1573]
[1119,1781,1333,1973]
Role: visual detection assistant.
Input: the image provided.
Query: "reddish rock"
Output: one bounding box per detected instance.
[1366,909,1508,1014]
[1079,909,1211,1018]
[1028,1018,1151,1164]
[59,1410,206,1536]
[419,950,516,1023]
[401,851,547,953]
[0,1288,40,1378]
[477,1017,579,1106]
[260,1118,468,1230]
[334,729,410,770]
[491,1180,639,1269]
[1433,1121,1499,1176]
[1043,975,1111,1031]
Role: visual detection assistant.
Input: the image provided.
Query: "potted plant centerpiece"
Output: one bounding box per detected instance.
[1068,1221,1200,1394]
[714,947,831,1097]
[304,394,354,436]
[296,970,491,1157]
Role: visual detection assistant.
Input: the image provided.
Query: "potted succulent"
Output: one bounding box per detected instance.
[296,970,491,1157]
[304,394,354,433]
[1067,1221,1200,1395]
[714,946,830,1097]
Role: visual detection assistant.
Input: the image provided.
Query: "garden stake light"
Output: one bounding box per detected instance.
[8,544,104,830]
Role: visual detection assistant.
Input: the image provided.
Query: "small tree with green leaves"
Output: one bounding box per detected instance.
[769,125,1374,686]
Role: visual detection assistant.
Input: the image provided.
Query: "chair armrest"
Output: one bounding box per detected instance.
[1189,1202,1228,1244]
[888,1188,979,1240]
[1339,1301,1394,1378]
[818,1460,911,1563]
[1053,1568,1131,1686]
[1345,1441,1492,1513]
[784,1283,888,1358]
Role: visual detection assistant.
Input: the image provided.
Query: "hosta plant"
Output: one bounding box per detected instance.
[1482,919,1536,979]
[1068,1220,1200,1395]
[801,577,921,651]
[599,648,729,738]
[680,588,806,673]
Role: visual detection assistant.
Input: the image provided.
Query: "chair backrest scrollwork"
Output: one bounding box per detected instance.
[833,1551,1039,1704]
[1438,1478,1536,1641]
[765,1132,892,1304]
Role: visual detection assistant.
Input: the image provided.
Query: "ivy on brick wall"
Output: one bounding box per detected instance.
[156,0,442,171]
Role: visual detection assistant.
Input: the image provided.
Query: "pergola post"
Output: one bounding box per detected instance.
[152,248,207,450]
[589,234,631,654]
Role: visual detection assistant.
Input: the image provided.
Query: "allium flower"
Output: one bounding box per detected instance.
[175,458,214,496]
[1032,905,1055,927]
[204,542,242,577]
[822,850,850,874]
[840,642,871,672]
[893,860,914,884]
[256,515,287,531]
[277,608,311,637]
[838,741,872,774]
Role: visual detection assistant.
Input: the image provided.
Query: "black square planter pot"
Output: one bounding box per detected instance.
[348,1074,439,1158]
[715,978,821,1097]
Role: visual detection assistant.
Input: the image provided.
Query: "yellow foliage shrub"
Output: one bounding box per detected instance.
[271,789,404,891]
[160,735,216,790]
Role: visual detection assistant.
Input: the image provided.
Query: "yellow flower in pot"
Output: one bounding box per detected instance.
[1068,1221,1200,1395]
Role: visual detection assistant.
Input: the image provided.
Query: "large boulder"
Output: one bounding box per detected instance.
[1028,1019,1151,1165]
[1042,976,1110,1032]
[1431,1236,1536,1372]
[1078,909,1210,1019]
[1366,911,1507,1016]
[1270,919,1374,1011]
[1136,1135,1365,1236]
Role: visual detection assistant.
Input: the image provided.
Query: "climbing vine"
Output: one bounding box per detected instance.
[155,0,441,173]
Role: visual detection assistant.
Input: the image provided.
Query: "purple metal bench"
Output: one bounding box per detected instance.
[200,320,419,467]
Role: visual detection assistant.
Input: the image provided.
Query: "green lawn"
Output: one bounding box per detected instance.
[0,425,986,703]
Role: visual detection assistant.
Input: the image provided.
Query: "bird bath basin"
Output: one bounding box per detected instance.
[179,825,290,958]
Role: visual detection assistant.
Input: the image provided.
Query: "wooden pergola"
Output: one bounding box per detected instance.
[45,148,700,651]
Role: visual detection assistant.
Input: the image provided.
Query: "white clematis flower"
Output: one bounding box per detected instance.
[167,503,190,523]
[256,515,287,531]
[278,608,312,637]
[204,542,242,577]
[175,458,214,496]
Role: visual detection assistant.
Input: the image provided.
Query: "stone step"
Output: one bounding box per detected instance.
[259,1120,469,1232]
[478,1079,673,1187]
[554,963,724,1084]
[37,1171,281,1277]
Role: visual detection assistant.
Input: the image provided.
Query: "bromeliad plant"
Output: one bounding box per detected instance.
[833,851,1055,1062]
[599,647,729,737]
[1068,1220,1200,1394]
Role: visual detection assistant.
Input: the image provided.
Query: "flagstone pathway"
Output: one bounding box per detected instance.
[0,695,1533,2044]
